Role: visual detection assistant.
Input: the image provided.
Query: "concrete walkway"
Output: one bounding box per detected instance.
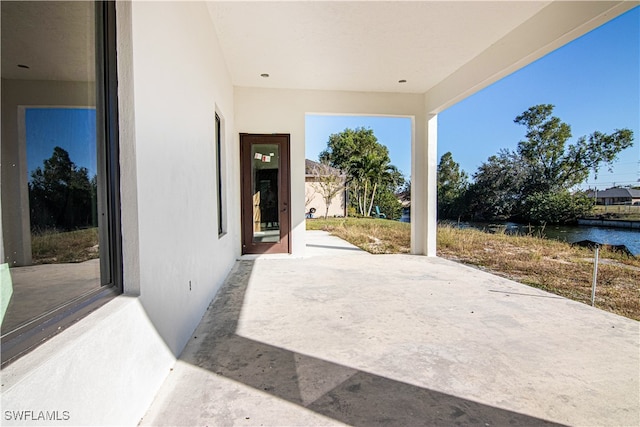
[140,231,639,426]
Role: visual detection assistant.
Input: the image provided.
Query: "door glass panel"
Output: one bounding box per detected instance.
[251,144,279,243]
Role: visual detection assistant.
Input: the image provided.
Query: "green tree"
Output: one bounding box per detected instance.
[371,188,403,220]
[524,190,594,224]
[470,104,633,223]
[369,165,404,220]
[437,152,468,219]
[29,146,97,231]
[320,127,402,217]
[514,104,633,193]
[468,149,528,220]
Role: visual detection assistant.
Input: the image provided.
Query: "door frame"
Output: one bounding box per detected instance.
[240,133,291,254]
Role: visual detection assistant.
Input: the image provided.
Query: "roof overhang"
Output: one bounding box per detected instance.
[2,1,636,115]
[207,1,638,112]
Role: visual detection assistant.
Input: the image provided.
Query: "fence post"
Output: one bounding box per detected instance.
[591,245,600,307]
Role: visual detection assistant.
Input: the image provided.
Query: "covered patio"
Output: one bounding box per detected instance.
[3,3,638,424]
[141,232,639,426]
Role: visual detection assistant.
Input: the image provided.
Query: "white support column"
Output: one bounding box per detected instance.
[411,114,437,256]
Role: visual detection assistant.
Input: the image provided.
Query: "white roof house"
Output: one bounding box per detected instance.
[1,1,637,424]
[305,159,347,218]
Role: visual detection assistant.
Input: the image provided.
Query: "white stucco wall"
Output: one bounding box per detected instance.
[2,2,241,424]
[234,87,427,256]
[1,297,176,426]
[128,0,239,355]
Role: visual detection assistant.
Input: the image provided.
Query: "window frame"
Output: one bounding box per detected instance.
[215,112,226,237]
[0,0,122,367]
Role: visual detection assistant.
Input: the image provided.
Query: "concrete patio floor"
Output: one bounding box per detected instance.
[140,231,639,426]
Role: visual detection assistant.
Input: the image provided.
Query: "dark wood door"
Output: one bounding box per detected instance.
[240,134,291,254]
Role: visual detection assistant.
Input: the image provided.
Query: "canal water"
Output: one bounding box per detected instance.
[456,221,640,256]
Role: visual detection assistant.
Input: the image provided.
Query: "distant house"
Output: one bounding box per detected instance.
[396,188,411,223]
[585,188,640,205]
[305,159,347,218]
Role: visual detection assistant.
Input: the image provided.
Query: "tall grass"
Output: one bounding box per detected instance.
[31,228,99,264]
[437,224,640,320]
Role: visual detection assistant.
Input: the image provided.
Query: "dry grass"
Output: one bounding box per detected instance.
[306,217,410,254]
[31,228,99,264]
[437,225,640,320]
[307,218,640,320]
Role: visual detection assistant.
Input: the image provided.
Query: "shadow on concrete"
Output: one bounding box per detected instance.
[487,289,565,299]
[306,243,365,252]
[173,260,564,426]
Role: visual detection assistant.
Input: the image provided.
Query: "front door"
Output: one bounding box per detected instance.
[240,134,291,254]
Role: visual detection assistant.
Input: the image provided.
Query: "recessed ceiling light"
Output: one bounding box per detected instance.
[398,79,407,83]
[17,64,30,69]
[260,73,269,78]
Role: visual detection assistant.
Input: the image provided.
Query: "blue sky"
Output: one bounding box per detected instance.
[306,115,413,176]
[26,108,97,180]
[306,6,639,190]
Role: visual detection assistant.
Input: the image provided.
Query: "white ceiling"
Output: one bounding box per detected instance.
[1,0,634,102]
[207,1,553,94]
[207,0,637,100]
[1,1,95,82]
